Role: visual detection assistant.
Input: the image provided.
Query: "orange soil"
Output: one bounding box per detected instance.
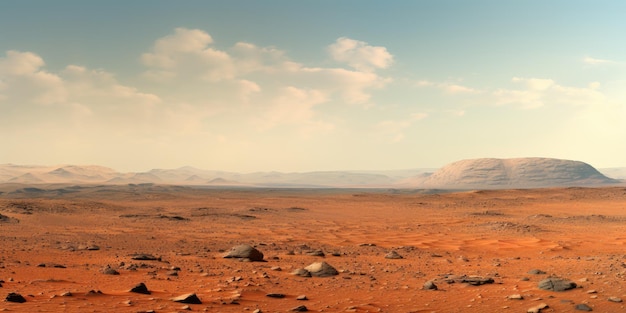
[1,186,626,312]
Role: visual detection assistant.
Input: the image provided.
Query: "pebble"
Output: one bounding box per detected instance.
[575,303,593,311]
[527,303,548,313]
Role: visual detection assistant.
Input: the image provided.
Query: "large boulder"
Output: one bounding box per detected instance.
[223,244,264,262]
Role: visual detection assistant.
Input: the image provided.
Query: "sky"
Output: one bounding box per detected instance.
[1,1,625,172]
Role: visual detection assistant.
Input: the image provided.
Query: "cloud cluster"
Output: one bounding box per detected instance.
[328,37,394,72]
[493,77,605,109]
[0,50,161,130]
[1,28,394,136]
[2,28,625,170]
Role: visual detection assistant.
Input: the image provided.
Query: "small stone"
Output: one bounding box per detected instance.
[296,295,308,300]
[181,305,191,310]
[528,269,547,275]
[586,290,597,294]
[131,254,159,261]
[538,277,576,291]
[608,296,623,303]
[271,266,282,271]
[384,251,403,259]
[303,262,339,277]
[266,293,285,298]
[101,266,120,275]
[527,302,548,313]
[291,268,312,277]
[86,290,103,295]
[60,291,72,297]
[306,250,325,257]
[5,292,26,303]
[291,305,308,312]
[171,293,202,304]
[423,281,437,290]
[223,244,264,262]
[130,282,151,295]
[508,294,523,300]
[575,303,593,311]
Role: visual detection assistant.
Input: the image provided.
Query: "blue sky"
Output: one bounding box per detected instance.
[1,1,625,172]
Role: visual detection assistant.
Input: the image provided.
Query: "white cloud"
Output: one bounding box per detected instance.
[446,109,466,117]
[512,77,555,91]
[0,51,161,132]
[328,37,393,72]
[141,29,391,109]
[2,28,402,169]
[141,28,235,82]
[0,50,45,75]
[375,113,428,142]
[0,50,66,106]
[257,86,329,130]
[583,56,616,65]
[415,80,480,95]
[494,77,605,109]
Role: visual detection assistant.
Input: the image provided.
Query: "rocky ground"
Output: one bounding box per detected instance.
[1,185,625,312]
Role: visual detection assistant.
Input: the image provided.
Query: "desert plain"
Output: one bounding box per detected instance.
[1,184,626,312]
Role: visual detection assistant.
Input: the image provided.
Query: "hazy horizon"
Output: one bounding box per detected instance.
[2,1,625,173]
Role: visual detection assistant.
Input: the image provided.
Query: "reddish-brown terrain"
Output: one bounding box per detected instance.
[1,184,626,312]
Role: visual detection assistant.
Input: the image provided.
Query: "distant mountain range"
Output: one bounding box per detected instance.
[0,158,624,189]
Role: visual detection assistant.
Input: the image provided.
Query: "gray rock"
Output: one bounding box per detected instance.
[304,262,339,277]
[223,244,264,262]
[385,251,403,259]
[527,303,548,313]
[291,268,312,277]
[306,250,325,257]
[538,277,577,291]
[101,266,120,275]
[575,303,593,311]
[528,269,547,275]
[5,292,26,303]
[266,293,285,298]
[171,293,202,304]
[291,305,308,312]
[423,281,437,290]
[445,275,494,285]
[130,282,150,295]
[131,254,159,261]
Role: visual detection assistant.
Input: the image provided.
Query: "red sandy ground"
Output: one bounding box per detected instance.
[1,185,625,312]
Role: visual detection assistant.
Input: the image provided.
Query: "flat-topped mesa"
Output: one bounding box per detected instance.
[421,157,618,189]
